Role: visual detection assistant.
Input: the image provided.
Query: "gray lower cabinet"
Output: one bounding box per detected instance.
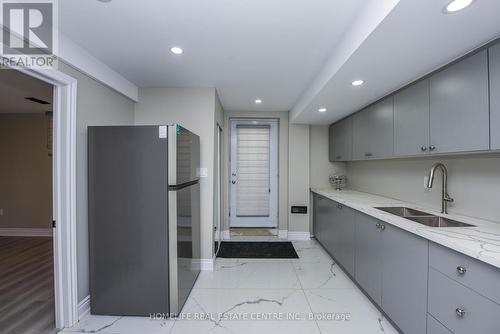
[330,117,353,161]
[353,97,394,160]
[330,203,356,276]
[429,50,490,153]
[428,268,500,334]
[490,43,500,150]
[355,213,382,305]
[427,314,453,334]
[381,223,429,334]
[394,79,430,156]
[313,194,330,244]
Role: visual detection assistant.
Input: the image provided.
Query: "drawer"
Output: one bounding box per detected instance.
[428,268,500,334]
[427,314,453,334]
[429,242,500,305]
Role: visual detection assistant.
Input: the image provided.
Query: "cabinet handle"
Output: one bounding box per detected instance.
[379,224,386,231]
[429,145,436,151]
[455,308,466,318]
[365,152,373,157]
[376,223,381,229]
[456,266,467,275]
[421,146,427,152]
[337,203,343,209]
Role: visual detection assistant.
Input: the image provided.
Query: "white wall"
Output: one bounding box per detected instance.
[347,154,500,223]
[59,63,137,302]
[134,87,218,261]
[288,124,310,233]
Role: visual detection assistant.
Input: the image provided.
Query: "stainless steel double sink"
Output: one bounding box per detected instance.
[375,207,475,228]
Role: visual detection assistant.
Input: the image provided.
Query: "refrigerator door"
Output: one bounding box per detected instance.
[168,124,200,186]
[167,124,201,314]
[88,126,170,316]
[168,181,200,314]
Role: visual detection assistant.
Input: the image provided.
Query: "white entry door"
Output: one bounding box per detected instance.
[230,119,278,228]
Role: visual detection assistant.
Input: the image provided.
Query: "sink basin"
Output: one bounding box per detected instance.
[375,206,475,228]
[406,216,475,228]
[375,207,431,217]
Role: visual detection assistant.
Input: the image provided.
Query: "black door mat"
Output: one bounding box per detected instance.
[217,241,298,259]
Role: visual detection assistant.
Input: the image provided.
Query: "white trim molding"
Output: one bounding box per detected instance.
[78,295,91,320]
[278,230,288,239]
[16,67,79,329]
[287,232,311,241]
[199,259,215,272]
[0,228,52,237]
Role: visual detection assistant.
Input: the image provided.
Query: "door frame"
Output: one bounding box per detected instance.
[229,118,279,228]
[14,66,79,329]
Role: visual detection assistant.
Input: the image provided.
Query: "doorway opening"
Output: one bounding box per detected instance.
[229,119,279,240]
[0,70,56,334]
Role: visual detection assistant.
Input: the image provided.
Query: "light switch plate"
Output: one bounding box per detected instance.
[196,168,208,178]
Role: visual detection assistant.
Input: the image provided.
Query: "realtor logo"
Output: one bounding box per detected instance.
[1,0,58,69]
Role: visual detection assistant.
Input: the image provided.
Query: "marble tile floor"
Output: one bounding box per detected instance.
[60,239,398,334]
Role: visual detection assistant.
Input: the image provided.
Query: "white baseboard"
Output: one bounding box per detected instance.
[199,259,214,271]
[0,228,52,237]
[278,230,288,239]
[287,232,311,241]
[222,230,231,240]
[78,295,91,320]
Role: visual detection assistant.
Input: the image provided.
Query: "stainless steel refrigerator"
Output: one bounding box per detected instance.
[88,124,200,316]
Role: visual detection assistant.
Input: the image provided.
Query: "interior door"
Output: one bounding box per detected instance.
[229,119,278,228]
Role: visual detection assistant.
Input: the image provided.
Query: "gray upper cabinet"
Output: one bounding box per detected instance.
[330,117,353,161]
[381,223,428,334]
[355,213,382,306]
[429,50,490,153]
[353,97,394,160]
[490,43,500,150]
[394,79,430,156]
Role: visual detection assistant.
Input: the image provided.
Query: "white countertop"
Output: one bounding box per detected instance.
[311,188,500,269]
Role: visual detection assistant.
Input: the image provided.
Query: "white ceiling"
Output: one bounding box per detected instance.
[0,70,53,113]
[59,0,368,112]
[293,0,500,124]
[58,0,500,124]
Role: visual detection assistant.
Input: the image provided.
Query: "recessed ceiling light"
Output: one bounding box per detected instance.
[255,99,262,104]
[170,47,183,55]
[444,0,474,13]
[352,80,365,86]
[318,108,327,113]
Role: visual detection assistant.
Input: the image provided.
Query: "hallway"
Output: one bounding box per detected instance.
[62,240,397,334]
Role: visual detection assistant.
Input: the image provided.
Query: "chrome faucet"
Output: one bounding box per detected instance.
[426,163,454,214]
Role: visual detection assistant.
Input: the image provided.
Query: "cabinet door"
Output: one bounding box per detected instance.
[490,43,500,150]
[355,213,382,305]
[332,117,353,161]
[312,194,322,242]
[328,125,335,162]
[381,224,428,334]
[394,80,430,156]
[429,50,489,153]
[353,97,394,159]
[330,203,356,276]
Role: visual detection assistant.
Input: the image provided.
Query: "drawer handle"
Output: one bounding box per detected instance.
[456,266,466,275]
[456,308,466,318]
